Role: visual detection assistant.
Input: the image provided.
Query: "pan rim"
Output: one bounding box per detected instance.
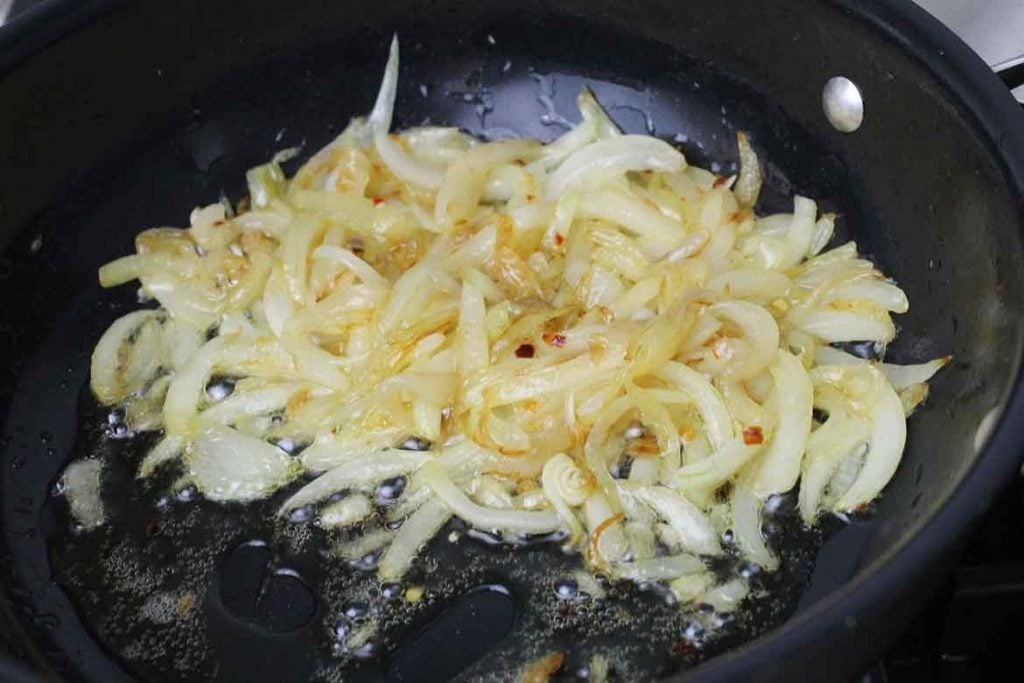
[1,0,1024,680]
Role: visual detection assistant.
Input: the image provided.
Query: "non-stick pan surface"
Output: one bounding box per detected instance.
[2,1,1024,681]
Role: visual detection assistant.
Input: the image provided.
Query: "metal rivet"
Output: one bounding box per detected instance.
[823,76,864,133]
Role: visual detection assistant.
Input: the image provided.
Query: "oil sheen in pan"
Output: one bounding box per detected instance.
[44,385,841,682]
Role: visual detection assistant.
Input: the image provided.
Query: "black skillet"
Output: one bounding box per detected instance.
[2,0,1024,681]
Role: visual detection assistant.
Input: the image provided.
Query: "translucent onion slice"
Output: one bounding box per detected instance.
[188,425,300,502]
[378,499,452,580]
[61,459,105,529]
[708,301,780,382]
[733,132,762,208]
[833,365,907,511]
[369,36,445,189]
[813,346,950,391]
[576,189,702,260]
[546,135,686,200]
[312,245,389,292]
[333,529,395,562]
[279,451,428,513]
[730,485,779,570]
[750,350,814,498]
[457,281,489,376]
[317,493,373,529]
[163,335,238,436]
[657,361,734,450]
[90,310,164,405]
[138,435,184,478]
[797,308,896,344]
[199,385,301,425]
[436,139,539,228]
[612,554,705,582]
[541,453,591,542]
[700,578,750,613]
[420,462,562,533]
[669,571,715,603]
[583,491,627,564]
[624,485,721,556]
[779,196,818,268]
[675,438,761,496]
[798,412,871,523]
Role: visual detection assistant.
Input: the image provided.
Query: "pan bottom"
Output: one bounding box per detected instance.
[44,387,837,682]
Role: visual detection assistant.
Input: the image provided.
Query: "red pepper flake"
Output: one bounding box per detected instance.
[213,220,226,227]
[372,197,386,207]
[712,176,728,188]
[542,332,567,348]
[515,343,536,358]
[553,233,565,246]
[743,426,764,445]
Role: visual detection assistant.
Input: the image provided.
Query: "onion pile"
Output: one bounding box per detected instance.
[72,37,948,614]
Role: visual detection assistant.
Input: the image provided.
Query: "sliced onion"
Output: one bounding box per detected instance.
[625,485,721,556]
[796,308,896,343]
[700,578,750,613]
[669,571,715,603]
[420,462,561,533]
[676,438,761,495]
[708,301,780,381]
[332,529,394,561]
[798,412,871,523]
[814,347,950,391]
[779,196,818,268]
[807,213,836,257]
[612,554,705,582]
[199,385,299,425]
[825,279,909,314]
[436,139,539,227]
[583,491,627,563]
[369,37,445,189]
[542,453,590,542]
[188,425,300,502]
[834,365,907,510]
[576,189,698,260]
[279,450,428,513]
[91,310,164,405]
[317,493,373,529]
[546,135,686,200]
[730,485,779,570]
[312,245,389,291]
[750,350,813,498]
[457,280,489,376]
[733,132,762,208]
[164,335,238,436]
[708,268,791,303]
[61,459,105,529]
[378,499,452,580]
[138,435,184,478]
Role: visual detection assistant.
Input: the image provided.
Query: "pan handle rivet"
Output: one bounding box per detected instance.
[823,76,864,133]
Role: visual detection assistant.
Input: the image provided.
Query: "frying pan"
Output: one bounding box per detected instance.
[2,0,1024,681]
